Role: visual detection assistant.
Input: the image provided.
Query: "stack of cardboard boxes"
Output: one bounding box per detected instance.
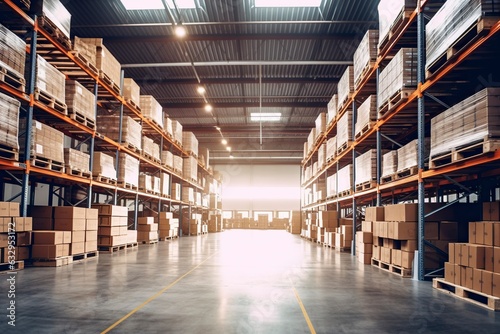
[92,152,117,182]
[123,78,140,108]
[208,214,222,233]
[93,204,130,248]
[318,211,339,246]
[356,206,383,264]
[334,218,353,251]
[0,202,31,265]
[157,212,179,239]
[137,217,158,243]
[288,211,302,235]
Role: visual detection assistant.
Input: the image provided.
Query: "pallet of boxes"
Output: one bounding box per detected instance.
[0,202,30,271]
[317,211,338,247]
[137,217,159,244]
[30,206,98,267]
[93,204,137,253]
[157,212,179,241]
[288,211,302,235]
[433,202,500,311]
[334,218,353,252]
[356,207,384,264]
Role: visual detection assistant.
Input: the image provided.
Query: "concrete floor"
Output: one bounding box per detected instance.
[1,230,499,333]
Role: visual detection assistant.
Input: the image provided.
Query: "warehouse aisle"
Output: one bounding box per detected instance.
[1,230,499,333]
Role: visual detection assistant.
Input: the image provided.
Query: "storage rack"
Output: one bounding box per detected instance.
[0,0,216,235]
[301,0,500,281]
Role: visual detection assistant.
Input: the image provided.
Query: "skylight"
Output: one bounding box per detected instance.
[251,113,281,122]
[255,0,321,7]
[120,0,195,10]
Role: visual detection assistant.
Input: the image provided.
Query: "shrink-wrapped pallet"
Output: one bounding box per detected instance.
[336,110,353,152]
[163,116,173,138]
[426,0,500,72]
[172,120,183,145]
[327,174,337,198]
[354,30,379,87]
[96,115,142,151]
[79,38,121,88]
[63,148,89,172]
[183,156,198,181]
[304,166,312,182]
[355,95,377,138]
[142,136,160,161]
[19,120,64,163]
[161,150,174,168]
[36,55,66,104]
[182,131,199,156]
[0,24,26,80]
[118,153,139,187]
[378,0,417,48]
[318,143,326,169]
[377,48,418,113]
[73,36,97,68]
[430,88,500,158]
[65,80,95,121]
[397,139,430,173]
[152,176,160,194]
[0,92,20,150]
[140,95,164,128]
[92,152,116,180]
[182,187,195,203]
[139,173,153,192]
[307,128,316,154]
[355,149,377,186]
[326,137,336,162]
[173,154,183,174]
[33,0,72,39]
[337,66,354,110]
[315,112,326,138]
[327,95,338,125]
[337,164,353,194]
[124,79,140,108]
[160,173,170,196]
[382,151,398,178]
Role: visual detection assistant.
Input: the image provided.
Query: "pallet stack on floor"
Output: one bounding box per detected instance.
[287,211,302,235]
[157,212,179,240]
[0,202,30,271]
[93,204,136,252]
[434,209,500,309]
[318,211,338,246]
[137,217,159,244]
[356,207,383,264]
[334,218,353,251]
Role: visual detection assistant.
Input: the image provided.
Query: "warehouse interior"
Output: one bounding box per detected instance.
[1,0,500,332]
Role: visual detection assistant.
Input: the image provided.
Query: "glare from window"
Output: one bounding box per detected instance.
[223,186,300,200]
[120,0,195,10]
[255,0,321,7]
[250,112,281,122]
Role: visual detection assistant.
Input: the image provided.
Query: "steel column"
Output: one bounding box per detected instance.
[352,100,357,256]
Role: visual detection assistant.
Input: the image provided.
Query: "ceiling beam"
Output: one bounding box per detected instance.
[162,101,326,108]
[130,77,339,85]
[122,60,352,68]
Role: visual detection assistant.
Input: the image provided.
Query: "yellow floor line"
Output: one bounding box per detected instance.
[290,279,317,334]
[101,251,218,334]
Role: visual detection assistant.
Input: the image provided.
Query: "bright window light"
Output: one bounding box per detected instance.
[251,112,281,122]
[120,0,195,10]
[223,186,300,200]
[255,0,321,7]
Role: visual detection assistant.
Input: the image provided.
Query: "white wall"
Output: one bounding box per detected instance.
[213,164,301,211]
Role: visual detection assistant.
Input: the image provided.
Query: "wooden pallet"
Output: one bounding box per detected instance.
[30,257,72,267]
[93,174,117,185]
[159,236,178,241]
[338,93,354,113]
[426,17,500,79]
[378,89,413,119]
[335,247,352,253]
[336,141,352,155]
[395,166,419,180]
[117,181,138,190]
[13,0,30,10]
[69,51,99,77]
[354,121,376,141]
[126,99,141,112]
[138,187,157,195]
[371,258,412,278]
[99,71,121,96]
[31,156,65,172]
[121,141,141,153]
[380,173,396,184]
[68,110,96,130]
[0,144,19,161]
[37,15,72,51]
[430,138,500,169]
[34,88,68,114]
[337,189,352,198]
[160,193,171,199]
[355,180,377,192]
[98,244,127,253]
[354,61,376,89]
[65,166,92,178]
[378,7,415,56]
[0,261,24,273]
[140,239,159,244]
[187,150,198,159]
[71,251,99,263]
[433,278,500,311]
[0,63,26,92]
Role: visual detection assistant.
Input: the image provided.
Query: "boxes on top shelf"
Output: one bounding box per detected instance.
[140,95,164,128]
[163,116,173,138]
[337,164,353,194]
[327,94,338,125]
[172,120,183,145]
[92,152,116,180]
[0,92,20,151]
[353,30,378,88]
[315,112,326,139]
[32,0,72,39]
[117,152,139,187]
[123,79,140,108]
[381,150,397,178]
[19,119,64,163]
[183,156,198,182]
[377,0,417,50]
[397,138,429,173]
[63,148,90,173]
[355,95,377,139]
[78,38,121,89]
[183,132,199,157]
[35,55,66,106]
[337,66,354,110]
[96,114,142,151]
[355,149,377,186]
[142,136,160,161]
[326,136,336,162]
[430,88,500,160]
[326,173,337,198]
[160,173,170,196]
[173,154,183,175]
[336,110,353,153]
[73,36,97,68]
[161,150,174,169]
[0,24,26,81]
[65,80,96,122]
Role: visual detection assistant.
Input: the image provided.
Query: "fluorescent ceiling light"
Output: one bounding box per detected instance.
[120,0,195,10]
[255,0,321,7]
[251,112,281,122]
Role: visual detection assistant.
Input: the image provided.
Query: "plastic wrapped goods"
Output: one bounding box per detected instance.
[172,120,183,145]
[33,0,72,39]
[0,24,26,79]
[336,110,353,151]
[97,115,142,151]
[19,120,64,163]
[354,30,379,87]
[140,95,164,129]
[378,0,417,48]
[0,92,20,150]
[355,95,377,138]
[355,149,377,185]
[183,156,198,181]
[118,153,139,187]
[397,139,430,172]
[124,79,140,108]
[337,66,354,110]
[327,95,338,125]
[64,148,90,172]
[337,164,353,194]
[65,80,95,121]
[382,151,397,178]
[36,55,66,103]
[92,152,116,180]
[182,131,199,156]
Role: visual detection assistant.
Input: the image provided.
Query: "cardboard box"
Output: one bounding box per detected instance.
[469,222,476,244]
[0,202,20,217]
[460,266,467,288]
[120,226,128,235]
[453,264,461,285]
[0,234,7,248]
[485,247,494,272]
[455,243,469,267]
[468,244,485,269]
[138,231,158,241]
[24,217,33,231]
[98,226,122,236]
[476,222,484,245]
[483,202,500,221]
[28,206,53,218]
[384,239,400,249]
[53,206,86,220]
[92,204,129,217]
[495,222,500,247]
[356,242,373,254]
[138,223,158,232]
[85,240,97,252]
[33,218,53,230]
[98,235,127,246]
[448,243,456,264]
[86,219,98,231]
[98,216,127,227]
[32,244,67,258]
[372,245,381,260]
[71,242,85,255]
[495,247,500,273]
[63,231,72,244]
[381,247,391,263]
[482,270,493,296]
[425,222,439,240]
[439,221,458,241]
[493,273,500,298]
[33,231,64,245]
[12,217,32,232]
[465,267,474,290]
[158,212,173,220]
[86,208,99,220]
[484,222,494,246]
[2,247,29,262]
[401,240,418,252]
[71,231,85,243]
[54,218,86,231]
[127,230,137,244]
[358,253,372,264]
[390,222,417,240]
[362,221,373,232]
[15,232,31,246]
[365,207,385,222]
[392,249,402,266]
[85,230,98,242]
[401,251,414,268]
[384,203,417,222]
[373,236,383,246]
[444,262,455,283]
[138,217,155,225]
[473,268,483,292]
